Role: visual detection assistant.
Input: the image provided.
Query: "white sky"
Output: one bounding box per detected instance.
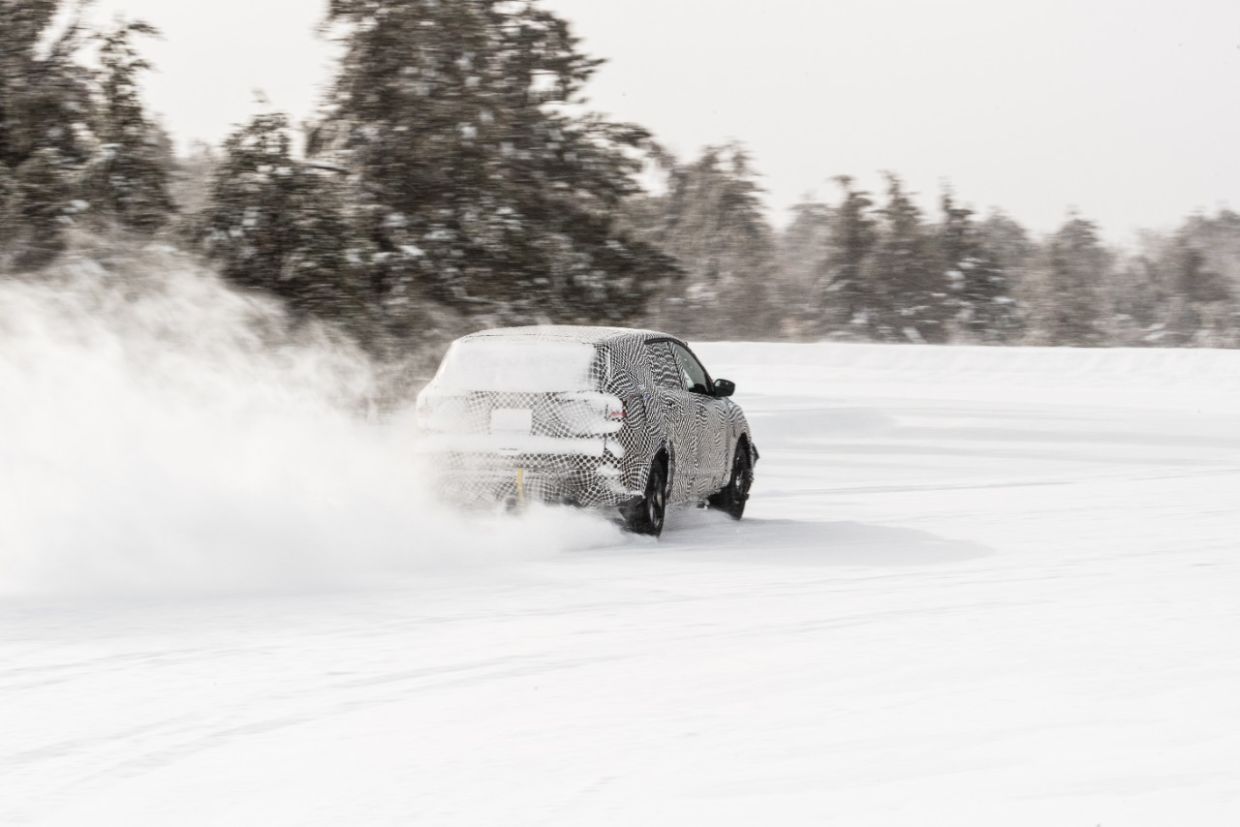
[93,0,1240,238]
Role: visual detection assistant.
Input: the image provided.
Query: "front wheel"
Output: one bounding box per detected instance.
[708,442,753,520]
[622,457,668,538]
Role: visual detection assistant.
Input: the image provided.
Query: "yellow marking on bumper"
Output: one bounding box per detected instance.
[516,468,525,505]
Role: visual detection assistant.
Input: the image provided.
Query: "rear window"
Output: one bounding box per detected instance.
[432,339,601,392]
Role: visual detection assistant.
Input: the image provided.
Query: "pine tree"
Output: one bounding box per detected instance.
[819,176,876,338]
[83,20,174,233]
[0,1,94,168]
[938,192,1021,343]
[0,0,95,267]
[9,147,77,264]
[200,112,370,332]
[1041,214,1109,345]
[631,143,777,338]
[1177,210,1240,345]
[776,198,832,337]
[0,160,15,246]
[315,0,676,329]
[859,174,947,342]
[1128,214,1238,346]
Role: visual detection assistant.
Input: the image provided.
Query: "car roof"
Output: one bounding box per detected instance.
[457,325,676,347]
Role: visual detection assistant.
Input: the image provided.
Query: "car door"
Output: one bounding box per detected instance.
[643,340,696,503]
[669,342,731,497]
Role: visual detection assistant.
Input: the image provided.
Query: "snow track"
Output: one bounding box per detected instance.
[4,342,1240,825]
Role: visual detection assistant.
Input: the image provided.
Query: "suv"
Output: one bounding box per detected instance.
[414,325,757,536]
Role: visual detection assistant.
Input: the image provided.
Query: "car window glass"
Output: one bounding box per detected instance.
[645,342,682,390]
[671,343,711,395]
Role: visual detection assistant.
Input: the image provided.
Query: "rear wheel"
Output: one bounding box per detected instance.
[709,441,753,520]
[623,456,668,537]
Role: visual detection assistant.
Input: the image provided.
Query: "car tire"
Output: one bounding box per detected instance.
[623,456,668,538]
[708,441,753,520]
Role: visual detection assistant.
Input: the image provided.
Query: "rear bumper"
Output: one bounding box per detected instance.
[416,440,638,508]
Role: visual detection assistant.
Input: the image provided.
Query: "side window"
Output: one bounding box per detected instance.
[671,343,711,395]
[645,342,683,391]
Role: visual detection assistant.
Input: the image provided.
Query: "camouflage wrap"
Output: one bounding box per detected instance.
[414,326,757,510]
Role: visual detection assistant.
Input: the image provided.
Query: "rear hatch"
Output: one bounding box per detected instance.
[415,339,624,451]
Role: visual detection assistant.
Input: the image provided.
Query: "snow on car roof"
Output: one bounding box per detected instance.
[458,325,673,346]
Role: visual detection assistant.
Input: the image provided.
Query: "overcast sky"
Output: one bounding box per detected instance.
[93,0,1240,239]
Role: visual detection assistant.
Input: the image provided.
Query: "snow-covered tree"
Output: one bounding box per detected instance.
[9,147,78,265]
[314,0,676,328]
[1037,214,1109,345]
[863,174,946,342]
[1119,213,1239,346]
[938,192,1021,343]
[201,112,370,331]
[83,20,174,233]
[818,176,877,338]
[0,0,95,266]
[776,198,832,337]
[629,143,778,338]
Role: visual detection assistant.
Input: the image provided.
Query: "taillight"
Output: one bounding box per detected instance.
[556,392,625,435]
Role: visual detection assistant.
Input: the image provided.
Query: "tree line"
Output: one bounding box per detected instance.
[3,0,1238,354]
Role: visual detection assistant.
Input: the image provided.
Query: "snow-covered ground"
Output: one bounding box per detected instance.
[4,340,1240,825]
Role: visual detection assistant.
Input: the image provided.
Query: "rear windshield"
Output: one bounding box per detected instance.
[432,339,602,392]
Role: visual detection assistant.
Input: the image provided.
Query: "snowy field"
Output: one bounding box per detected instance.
[4,335,1240,825]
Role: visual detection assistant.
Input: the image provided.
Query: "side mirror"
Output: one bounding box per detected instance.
[713,378,736,398]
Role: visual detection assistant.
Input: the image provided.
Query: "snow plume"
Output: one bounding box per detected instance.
[0,239,620,597]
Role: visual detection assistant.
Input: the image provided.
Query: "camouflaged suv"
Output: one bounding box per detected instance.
[414,326,757,536]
